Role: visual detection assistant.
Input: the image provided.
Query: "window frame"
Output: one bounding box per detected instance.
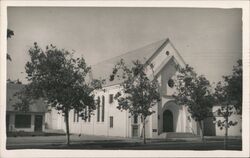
[110,116,113,128]
[109,94,114,104]
[101,95,105,122]
[15,114,32,128]
[97,96,100,122]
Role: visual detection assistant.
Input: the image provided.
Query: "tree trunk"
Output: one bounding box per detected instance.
[224,105,229,150]
[142,116,146,144]
[198,120,204,142]
[65,109,70,146]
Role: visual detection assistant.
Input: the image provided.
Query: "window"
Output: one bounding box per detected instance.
[77,112,79,122]
[73,110,79,122]
[15,114,31,128]
[133,115,138,124]
[87,106,91,122]
[109,94,113,103]
[84,108,87,122]
[88,114,91,122]
[168,79,174,88]
[110,116,113,128]
[102,95,105,122]
[97,96,100,122]
[73,110,76,122]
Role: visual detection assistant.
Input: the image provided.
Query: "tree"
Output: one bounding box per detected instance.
[213,59,242,149]
[110,59,161,144]
[173,65,214,141]
[7,29,14,61]
[15,43,102,145]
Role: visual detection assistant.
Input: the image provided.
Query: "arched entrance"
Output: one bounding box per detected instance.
[163,110,174,132]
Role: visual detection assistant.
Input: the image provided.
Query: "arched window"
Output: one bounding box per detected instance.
[97,96,100,122]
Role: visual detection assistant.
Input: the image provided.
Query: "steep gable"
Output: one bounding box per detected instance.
[91,38,169,87]
[90,38,185,87]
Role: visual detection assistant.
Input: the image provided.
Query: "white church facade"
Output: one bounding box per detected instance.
[44,38,241,138]
[45,38,202,138]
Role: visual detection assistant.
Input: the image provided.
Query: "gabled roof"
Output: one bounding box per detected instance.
[91,38,169,87]
[7,83,47,113]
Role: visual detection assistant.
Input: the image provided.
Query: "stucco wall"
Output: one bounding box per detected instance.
[46,86,130,138]
[45,109,64,130]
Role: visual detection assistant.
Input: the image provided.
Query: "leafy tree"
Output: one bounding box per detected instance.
[217,59,242,114]
[7,29,14,61]
[110,59,161,144]
[214,59,242,149]
[15,43,102,145]
[173,65,214,141]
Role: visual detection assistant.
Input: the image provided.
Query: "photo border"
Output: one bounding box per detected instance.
[0,1,249,157]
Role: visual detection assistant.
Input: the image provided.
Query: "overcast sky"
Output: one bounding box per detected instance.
[7,7,242,84]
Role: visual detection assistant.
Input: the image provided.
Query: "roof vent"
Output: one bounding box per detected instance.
[166,51,170,56]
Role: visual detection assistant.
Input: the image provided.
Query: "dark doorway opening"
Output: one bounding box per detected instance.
[34,115,43,132]
[163,110,173,132]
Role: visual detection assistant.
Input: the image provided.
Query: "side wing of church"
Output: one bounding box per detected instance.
[45,38,241,138]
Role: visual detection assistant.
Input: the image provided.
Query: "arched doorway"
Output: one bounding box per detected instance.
[163,110,174,132]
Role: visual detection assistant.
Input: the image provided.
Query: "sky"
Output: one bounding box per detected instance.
[7,7,242,85]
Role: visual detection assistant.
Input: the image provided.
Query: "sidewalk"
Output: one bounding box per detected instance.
[7,135,242,150]
[6,133,242,150]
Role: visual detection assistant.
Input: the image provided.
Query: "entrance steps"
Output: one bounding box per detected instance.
[157,132,199,139]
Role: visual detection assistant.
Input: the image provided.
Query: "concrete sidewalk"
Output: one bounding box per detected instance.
[6,137,242,150]
[7,134,241,144]
[6,134,242,149]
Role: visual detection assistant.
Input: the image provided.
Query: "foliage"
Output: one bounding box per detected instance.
[7,29,14,61]
[7,79,22,84]
[110,59,160,117]
[15,43,102,145]
[13,90,32,112]
[213,59,242,149]
[214,59,242,114]
[173,64,214,140]
[110,59,161,143]
[214,105,237,130]
[7,29,14,38]
[173,65,214,121]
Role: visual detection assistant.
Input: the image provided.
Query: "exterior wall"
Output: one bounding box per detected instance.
[156,98,199,136]
[150,101,159,138]
[45,109,64,130]
[155,56,198,137]
[213,106,242,136]
[7,112,45,132]
[150,40,180,75]
[45,85,130,138]
[44,41,199,138]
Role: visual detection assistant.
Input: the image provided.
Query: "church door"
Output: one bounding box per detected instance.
[163,110,173,132]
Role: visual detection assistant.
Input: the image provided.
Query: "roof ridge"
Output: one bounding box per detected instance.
[91,38,168,67]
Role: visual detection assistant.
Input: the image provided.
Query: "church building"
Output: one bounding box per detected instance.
[45,38,202,138]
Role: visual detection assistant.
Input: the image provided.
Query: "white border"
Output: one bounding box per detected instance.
[0,1,249,157]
